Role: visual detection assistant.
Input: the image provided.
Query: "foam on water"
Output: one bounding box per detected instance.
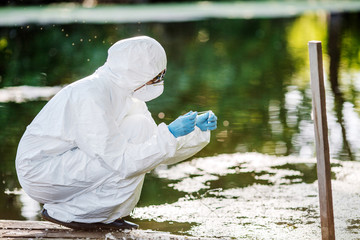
[134,152,360,239]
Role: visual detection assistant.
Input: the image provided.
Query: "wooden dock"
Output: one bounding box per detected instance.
[0,220,211,239]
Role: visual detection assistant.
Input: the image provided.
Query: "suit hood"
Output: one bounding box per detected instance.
[96,36,167,93]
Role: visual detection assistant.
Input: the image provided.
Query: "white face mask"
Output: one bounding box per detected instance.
[132,83,164,102]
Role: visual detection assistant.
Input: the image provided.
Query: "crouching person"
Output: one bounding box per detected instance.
[15,36,217,230]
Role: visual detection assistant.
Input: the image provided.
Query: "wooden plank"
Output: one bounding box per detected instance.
[0,220,212,239]
[308,41,335,240]
[0,220,66,230]
[1,229,128,239]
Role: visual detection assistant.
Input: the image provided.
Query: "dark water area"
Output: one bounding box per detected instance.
[0,9,360,238]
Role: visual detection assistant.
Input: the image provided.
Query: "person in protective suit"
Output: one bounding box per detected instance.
[15,36,217,230]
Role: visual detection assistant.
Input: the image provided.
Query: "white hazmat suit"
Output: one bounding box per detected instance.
[15,36,210,224]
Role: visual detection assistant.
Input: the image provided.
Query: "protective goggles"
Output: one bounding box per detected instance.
[148,69,166,85]
[134,69,166,92]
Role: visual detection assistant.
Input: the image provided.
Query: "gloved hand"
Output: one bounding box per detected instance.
[196,111,217,131]
[168,111,197,138]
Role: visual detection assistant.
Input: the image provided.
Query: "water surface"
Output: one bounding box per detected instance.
[1,6,360,239]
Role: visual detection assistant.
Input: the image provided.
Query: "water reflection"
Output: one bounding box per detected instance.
[0,9,360,237]
[328,13,358,162]
[0,85,61,103]
[5,189,40,220]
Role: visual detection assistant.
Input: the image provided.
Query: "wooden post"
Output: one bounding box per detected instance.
[308,41,335,240]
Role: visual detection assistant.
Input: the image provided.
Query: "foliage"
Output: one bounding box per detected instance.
[1,11,360,219]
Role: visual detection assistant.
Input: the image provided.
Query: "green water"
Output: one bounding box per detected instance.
[0,6,360,239]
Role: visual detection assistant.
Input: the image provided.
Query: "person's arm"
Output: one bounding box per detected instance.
[161,111,217,165]
[161,126,210,165]
[73,95,177,179]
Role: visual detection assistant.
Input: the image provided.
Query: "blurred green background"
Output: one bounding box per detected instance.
[0,1,360,235]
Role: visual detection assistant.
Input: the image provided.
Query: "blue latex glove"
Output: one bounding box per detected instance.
[168,111,197,138]
[196,111,217,131]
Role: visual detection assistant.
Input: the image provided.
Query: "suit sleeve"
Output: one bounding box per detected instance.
[161,127,210,165]
[72,94,177,178]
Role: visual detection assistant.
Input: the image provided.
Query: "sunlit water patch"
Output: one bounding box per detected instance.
[0,85,62,103]
[131,152,360,239]
[4,189,40,220]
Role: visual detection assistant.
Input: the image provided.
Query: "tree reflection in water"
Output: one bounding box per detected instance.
[0,10,360,235]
